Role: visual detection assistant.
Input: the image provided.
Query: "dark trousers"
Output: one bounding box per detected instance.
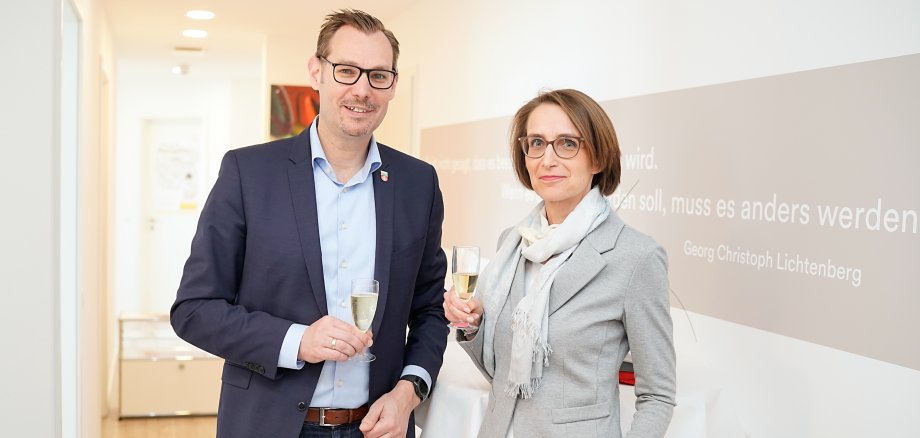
[299,421,363,438]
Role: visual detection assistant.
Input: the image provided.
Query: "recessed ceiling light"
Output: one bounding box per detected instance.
[186,10,215,20]
[172,64,189,75]
[182,29,208,38]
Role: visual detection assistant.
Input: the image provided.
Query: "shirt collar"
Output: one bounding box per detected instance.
[309,116,382,186]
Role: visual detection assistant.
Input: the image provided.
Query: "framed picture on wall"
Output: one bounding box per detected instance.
[270,84,319,139]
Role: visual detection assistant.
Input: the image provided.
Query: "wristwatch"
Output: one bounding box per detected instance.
[399,375,429,403]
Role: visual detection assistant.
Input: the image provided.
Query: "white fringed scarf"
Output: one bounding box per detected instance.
[480,188,609,398]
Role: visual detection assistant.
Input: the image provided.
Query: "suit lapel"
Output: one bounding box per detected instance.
[287,132,328,314]
[371,152,393,336]
[548,213,624,316]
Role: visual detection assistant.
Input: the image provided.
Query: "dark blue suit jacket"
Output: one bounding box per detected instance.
[171,131,449,437]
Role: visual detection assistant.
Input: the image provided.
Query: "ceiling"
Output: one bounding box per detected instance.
[102,0,420,78]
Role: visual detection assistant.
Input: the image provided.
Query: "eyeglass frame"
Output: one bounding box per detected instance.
[319,56,398,90]
[517,135,585,159]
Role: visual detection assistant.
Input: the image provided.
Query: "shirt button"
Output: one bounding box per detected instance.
[336,379,344,388]
[340,222,348,230]
[342,187,349,193]
[340,260,348,269]
[339,300,347,308]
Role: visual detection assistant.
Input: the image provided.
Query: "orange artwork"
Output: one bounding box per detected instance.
[270,85,320,139]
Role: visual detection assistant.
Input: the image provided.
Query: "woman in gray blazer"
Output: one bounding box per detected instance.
[443,89,676,437]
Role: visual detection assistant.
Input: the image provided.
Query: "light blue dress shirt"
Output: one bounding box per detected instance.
[276,118,431,408]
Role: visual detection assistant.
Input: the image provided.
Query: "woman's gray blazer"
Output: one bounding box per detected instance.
[459,212,676,438]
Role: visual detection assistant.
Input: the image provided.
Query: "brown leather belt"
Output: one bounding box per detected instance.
[305,405,369,426]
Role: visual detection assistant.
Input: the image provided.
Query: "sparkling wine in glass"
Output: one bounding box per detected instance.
[449,245,480,329]
[350,278,378,362]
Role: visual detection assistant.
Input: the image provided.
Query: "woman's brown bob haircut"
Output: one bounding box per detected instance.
[510,89,621,196]
[315,9,400,69]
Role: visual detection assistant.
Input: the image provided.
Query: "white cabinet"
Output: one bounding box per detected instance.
[119,314,222,418]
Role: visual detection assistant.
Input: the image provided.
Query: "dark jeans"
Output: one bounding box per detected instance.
[299,421,363,438]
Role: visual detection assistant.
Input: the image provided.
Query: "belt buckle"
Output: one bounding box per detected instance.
[318,407,332,427]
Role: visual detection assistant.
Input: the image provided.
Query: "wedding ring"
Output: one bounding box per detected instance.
[330,338,337,348]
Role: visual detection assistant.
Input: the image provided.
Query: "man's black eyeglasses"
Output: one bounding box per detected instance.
[320,56,397,90]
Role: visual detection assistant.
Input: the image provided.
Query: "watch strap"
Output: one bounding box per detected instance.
[400,374,429,402]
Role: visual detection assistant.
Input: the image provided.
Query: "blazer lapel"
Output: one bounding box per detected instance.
[371,158,393,336]
[287,132,328,314]
[548,214,624,316]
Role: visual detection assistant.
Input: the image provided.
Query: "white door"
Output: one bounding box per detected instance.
[142,118,205,314]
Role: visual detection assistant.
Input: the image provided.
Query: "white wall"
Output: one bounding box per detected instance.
[0,1,61,435]
[392,0,920,130]
[265,33,315,87]
[0,0,113,436]
[384,1,920,437]
[682,311,920,436]
[71,1,115,435]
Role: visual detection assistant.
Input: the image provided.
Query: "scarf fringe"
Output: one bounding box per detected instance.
[504,377,543,399]
[511,307,553,365]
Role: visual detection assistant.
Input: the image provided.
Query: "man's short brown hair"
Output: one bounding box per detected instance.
[315,9,400,69]
[510,89,621,196]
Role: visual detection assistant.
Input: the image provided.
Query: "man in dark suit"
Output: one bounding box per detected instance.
[171,9,448,438]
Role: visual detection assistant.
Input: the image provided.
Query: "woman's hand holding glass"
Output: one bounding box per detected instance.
[448,245,480,330]
[443,288,483,334]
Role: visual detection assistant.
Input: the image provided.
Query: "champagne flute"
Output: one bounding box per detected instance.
[449,245,480,329]
[350,278,378,362]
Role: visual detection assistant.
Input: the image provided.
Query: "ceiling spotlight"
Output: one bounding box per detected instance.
[186,10,215,20]
[172,64,189,75]
[182,29,208,38]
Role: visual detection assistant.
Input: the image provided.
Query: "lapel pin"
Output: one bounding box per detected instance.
[381,170,389,182]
